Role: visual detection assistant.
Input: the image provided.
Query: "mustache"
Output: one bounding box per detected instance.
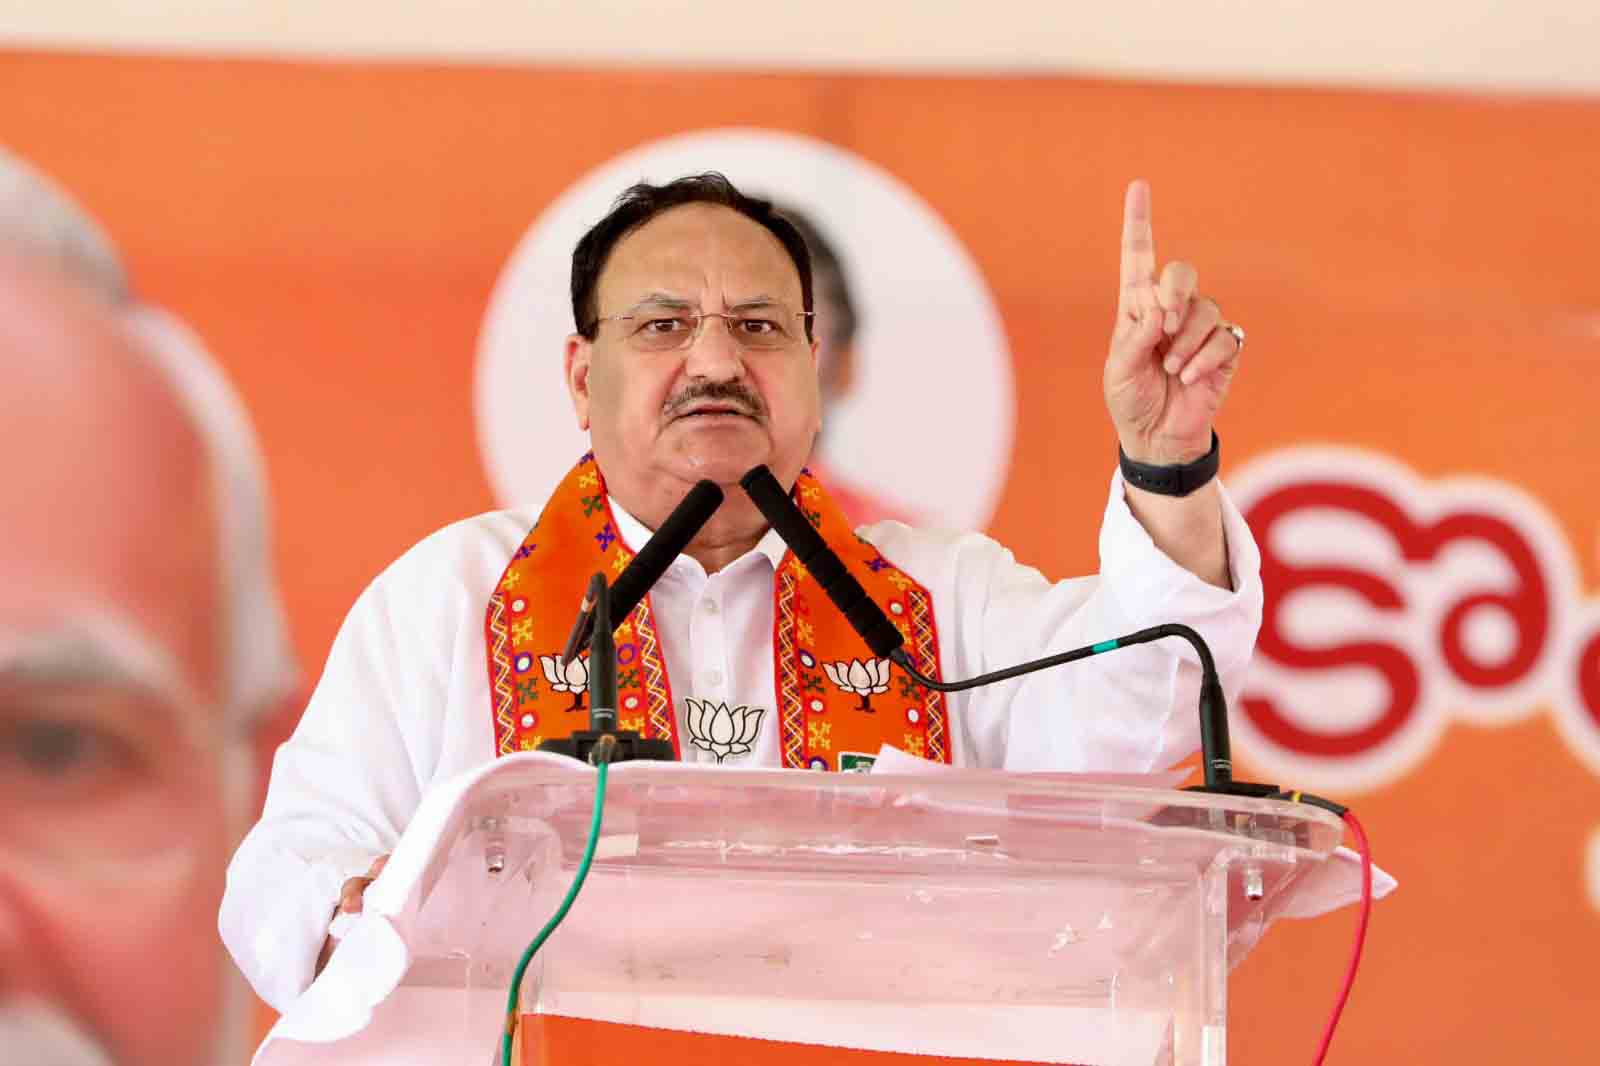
[0,1003,113,1066]
[663,382,767,421]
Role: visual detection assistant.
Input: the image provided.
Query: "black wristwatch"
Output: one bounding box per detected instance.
[1118,432,1220,497]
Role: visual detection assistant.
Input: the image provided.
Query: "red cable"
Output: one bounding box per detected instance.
[1313,809,1373,1065]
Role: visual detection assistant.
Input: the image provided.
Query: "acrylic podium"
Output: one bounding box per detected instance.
[251,752,1352,1066]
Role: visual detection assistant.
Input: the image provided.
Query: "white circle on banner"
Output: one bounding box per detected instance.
[475,128,1014,530]
[1461,606,1518,668]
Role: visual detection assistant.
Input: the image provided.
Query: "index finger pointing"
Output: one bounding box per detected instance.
[1119,179,1158,295]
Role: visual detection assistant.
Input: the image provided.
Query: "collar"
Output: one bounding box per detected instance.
[608,495,789,577]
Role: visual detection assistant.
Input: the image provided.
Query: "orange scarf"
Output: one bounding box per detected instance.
[485,453,949,770]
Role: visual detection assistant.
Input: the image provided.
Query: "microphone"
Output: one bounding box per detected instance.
[542,479,722,766]
[540,569,674,765]
[738,466,904,659]
[584,572,618,735]
[737,465,1248,794]
[561,479,725,663]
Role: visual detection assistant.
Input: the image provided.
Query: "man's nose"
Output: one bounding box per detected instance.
[682,315,747,380]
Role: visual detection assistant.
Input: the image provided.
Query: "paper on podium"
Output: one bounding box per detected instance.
[252,751,1389,1066]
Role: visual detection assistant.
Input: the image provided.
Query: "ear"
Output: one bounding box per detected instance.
[810,337,825,434]
[564,333,593,432]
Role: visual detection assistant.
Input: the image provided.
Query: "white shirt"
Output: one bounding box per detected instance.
[220,471,1263,1011]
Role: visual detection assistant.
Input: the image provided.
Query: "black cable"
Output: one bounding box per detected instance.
[888,621,1216,690]
[889,622,1235,790]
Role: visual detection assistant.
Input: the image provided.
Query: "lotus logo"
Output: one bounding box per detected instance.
[823,658,893,712]
[539,654,588,711]
[684,698,766,763]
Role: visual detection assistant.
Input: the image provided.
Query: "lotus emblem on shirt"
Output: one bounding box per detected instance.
[684,698,766,763]
[823,658,893,712]
[539,654,588,711]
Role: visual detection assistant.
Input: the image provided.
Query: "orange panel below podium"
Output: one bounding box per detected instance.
[521,1015,1076,1066]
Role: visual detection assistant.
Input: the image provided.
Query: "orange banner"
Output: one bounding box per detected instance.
[3,49,1596,1064]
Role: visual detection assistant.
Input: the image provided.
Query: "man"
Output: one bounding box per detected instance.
[223,173,1260,1012]
[0,149,298,1065]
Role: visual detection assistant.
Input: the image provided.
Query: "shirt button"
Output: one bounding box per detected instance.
[703,599,719,615]
[705,670,724,687]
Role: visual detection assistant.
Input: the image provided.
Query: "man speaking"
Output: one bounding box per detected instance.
[222,173,1260,1010]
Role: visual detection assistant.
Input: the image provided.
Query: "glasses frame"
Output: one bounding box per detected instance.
[591,306,816,352]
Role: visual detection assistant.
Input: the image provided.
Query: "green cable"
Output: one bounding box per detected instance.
[501,758,610,1066]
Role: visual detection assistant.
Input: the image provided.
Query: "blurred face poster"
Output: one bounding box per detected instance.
[2,47,1598,1065]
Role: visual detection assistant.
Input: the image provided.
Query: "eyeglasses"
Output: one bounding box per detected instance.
[593,302,814,353]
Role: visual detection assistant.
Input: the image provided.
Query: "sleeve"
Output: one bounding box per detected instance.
[879,470,1262,773]
[217,556,453,1013]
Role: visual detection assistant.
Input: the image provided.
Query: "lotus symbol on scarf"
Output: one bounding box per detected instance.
[684,698,766,763]
[539,654,588,711]
[823,658,892,711]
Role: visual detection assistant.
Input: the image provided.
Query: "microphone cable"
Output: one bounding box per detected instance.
[1269,791,1373,1065]
[501,736,615,1065]
[884,623,1235,791]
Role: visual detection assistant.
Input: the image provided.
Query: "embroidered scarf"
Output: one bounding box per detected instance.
[484,453,948,770]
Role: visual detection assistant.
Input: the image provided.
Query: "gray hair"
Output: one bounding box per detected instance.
[0,145,299,725]
[0,144,129,304]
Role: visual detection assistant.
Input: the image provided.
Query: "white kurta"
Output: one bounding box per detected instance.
[221,471,1263,1011]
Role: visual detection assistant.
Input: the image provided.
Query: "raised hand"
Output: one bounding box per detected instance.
[1103,179,1242,466]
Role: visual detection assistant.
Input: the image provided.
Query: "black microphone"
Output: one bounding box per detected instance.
[542,480,722,767]
[737,464,1247,794]
[738,465,904,659]
[542,569,674,765]
[584,572,618,735]
[560,479,725,663]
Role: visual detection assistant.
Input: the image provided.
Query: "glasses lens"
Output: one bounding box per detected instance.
[624,308,697,352]
[729,314,796,350]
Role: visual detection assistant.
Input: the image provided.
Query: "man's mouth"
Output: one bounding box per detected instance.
[674,404,757,420]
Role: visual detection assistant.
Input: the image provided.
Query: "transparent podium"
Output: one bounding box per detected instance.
[252,753,1350,1066]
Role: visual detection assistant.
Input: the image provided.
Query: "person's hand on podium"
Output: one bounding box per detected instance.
[314,853,389,976]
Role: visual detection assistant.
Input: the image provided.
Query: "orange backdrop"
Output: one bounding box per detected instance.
[3,49,1597,1063]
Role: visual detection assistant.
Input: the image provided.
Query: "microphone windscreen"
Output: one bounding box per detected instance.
[609,479,725,620]
[739,466,904,659]
[739,465,828,561]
